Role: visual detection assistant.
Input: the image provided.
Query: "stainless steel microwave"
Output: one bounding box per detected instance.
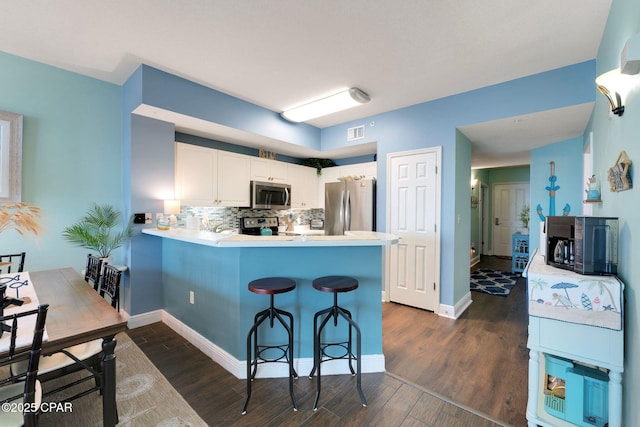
[545,216,618,275]
[250,181,291,209]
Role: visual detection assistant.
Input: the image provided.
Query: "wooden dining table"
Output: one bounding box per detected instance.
[25,268,127,427]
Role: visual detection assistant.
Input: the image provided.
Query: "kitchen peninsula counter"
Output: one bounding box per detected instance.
[142,228,398,247]
[141,227,396,380]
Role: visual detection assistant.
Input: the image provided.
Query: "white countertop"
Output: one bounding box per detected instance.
[142,228,398,247]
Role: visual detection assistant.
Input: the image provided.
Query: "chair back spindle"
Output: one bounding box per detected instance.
[0,304,49,427]
[84,254,103,291]
[0,252,26,274]
[100,264,122,310]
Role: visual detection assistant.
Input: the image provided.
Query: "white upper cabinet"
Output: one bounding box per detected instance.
[362,161,377,179]
[175,143,218,206]
[250,158,288,183]
[288,164,319,208]
[175,143,250,207]
[217,151,251,207]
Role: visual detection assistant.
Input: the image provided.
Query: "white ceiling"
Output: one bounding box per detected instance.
[1,0,611,167]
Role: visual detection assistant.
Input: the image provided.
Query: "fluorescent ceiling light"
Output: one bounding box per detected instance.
[281,88,370,123]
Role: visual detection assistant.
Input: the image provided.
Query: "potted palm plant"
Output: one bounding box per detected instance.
[62,203,134,261]
[519,204,530,234]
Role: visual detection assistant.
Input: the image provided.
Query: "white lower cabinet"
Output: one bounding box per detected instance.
[175,143,250,207]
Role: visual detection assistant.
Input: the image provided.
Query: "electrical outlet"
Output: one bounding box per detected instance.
[189,291,194,304]
[145,213,152,224]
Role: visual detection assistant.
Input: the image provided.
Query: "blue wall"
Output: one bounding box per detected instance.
[0,51,122,272]
[119,59,596,313]
[161,240,383,359]
[587,0,640,424]
[3,2,638,419]
[0,50,599,313]
[529,137,584,252]
[320,61,596,307]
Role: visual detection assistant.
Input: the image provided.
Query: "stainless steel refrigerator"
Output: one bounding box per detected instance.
[324,179,376,235]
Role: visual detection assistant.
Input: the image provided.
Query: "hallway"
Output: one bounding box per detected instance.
[383,256,529,426]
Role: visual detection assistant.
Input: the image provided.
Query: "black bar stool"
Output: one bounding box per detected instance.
[242,277,298,414]
[308,275,366,410]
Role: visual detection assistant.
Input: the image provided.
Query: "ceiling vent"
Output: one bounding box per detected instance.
[347,125,364,141]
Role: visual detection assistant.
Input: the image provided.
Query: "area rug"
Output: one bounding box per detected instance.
[470,268,520,297]
[38,332,207,426]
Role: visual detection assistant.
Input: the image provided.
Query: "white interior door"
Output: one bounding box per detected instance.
[387,148,440,312]
[492,182,529,256]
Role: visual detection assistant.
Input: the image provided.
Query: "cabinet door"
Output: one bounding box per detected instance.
[362,161,377,179]
[288,164,318,208]
[175,143,217,206]
[250,158,288,182]
[218,151,250,207]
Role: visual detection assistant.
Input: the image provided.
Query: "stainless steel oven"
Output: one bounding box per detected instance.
[250,181,291,210]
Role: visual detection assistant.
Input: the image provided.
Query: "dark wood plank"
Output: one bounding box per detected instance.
[384,256,529,426]
[129,322,506,426]
[127,256,521,426]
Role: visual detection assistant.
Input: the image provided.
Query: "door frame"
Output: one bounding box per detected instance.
[481,182,489,255]
[491,181,529,256]
[383,147,442,309]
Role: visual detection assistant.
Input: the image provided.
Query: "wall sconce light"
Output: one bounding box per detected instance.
[594,33,640,118]
[281,87,370,122]
[595,67,636,117]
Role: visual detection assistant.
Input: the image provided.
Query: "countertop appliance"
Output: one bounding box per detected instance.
[545,216,618,275]
[310,219,324,230]
[324,179,375,235]
[251,181,291,210]
[240,216,279,235]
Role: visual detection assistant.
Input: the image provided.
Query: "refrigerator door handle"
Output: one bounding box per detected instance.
[345,190,351,231]
[339,190,345,231]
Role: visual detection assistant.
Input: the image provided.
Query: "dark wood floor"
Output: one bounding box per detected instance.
[384,256,529,426]
[128,255,526,427]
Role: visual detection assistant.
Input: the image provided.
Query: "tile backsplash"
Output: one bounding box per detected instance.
[179,206,324,230]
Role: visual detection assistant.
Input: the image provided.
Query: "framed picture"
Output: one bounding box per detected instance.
[607,150,632,192]
[0,110,23,204]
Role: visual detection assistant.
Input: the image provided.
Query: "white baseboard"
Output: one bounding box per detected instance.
[437,291,472,319]
[470,255,481,267]
[126,309,385,379]
[122,309,162,329]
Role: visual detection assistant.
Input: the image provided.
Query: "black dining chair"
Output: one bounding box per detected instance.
[99,264,122,310]
[84,254,103,290]
[0,252,26,274]
[0,304,49,427]
[11,262,124,410]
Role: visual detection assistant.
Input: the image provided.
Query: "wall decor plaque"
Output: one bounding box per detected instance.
[607,150,632,192]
